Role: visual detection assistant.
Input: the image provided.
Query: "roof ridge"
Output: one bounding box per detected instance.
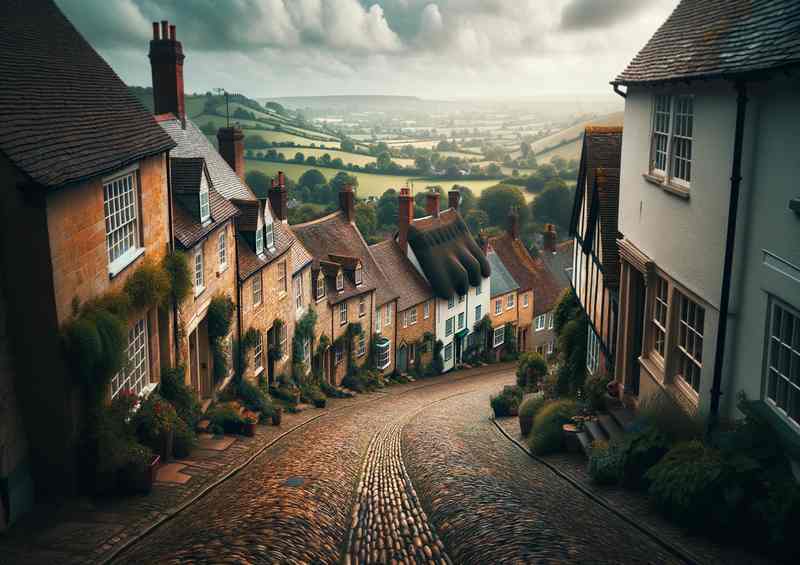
[291,209,344,228]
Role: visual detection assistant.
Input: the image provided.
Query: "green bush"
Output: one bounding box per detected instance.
[208,404,245,434]
[619,425,670,489]
[124,260,170,310]
[342,372,368,393]
[159,365,201,427]
[588,440,626,485]
[751,475,800,562]
[207,295,235,339]
[490,385,524,417]
[301,384,327,407]
[583,372,612,412]
[320,380,346,398]
[133,394,178,450]
[638,394,703,443]
[518,394,547,419]
[163,251,192,304]
[516,353,548,390]
[365,370,385,390]
[172,416,197,459]
[237,379,275,416]
[528,399,578,455]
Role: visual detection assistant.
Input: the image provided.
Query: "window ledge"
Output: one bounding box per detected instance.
[194,286,206,299]
[254,366,264,377]
[216,265,228,277]
[643,173,690,200]
[108,247,145,279]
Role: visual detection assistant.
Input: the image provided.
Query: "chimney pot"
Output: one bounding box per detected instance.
[278,171,286,188]
[268,174,288,222]
[169,24,176,41]
[448,189,460,211]
[161,20,168,39]
[426,191,440,217]
[339,184,355,222]
[152,22,160,40]
[217,127,245,181]
[397,187,414,252]
[149,20,186,120]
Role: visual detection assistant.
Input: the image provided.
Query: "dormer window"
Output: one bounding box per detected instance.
[265,221,275,250]
[355,264,363,286]
[255,228,264,256]
[316,272,326,301]
[336,270,344,291]
[199,175,210,224]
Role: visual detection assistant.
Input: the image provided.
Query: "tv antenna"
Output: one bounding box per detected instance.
[214,88,230,127]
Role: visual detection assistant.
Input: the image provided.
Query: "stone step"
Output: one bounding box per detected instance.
[597,413,625,443]
[584,419,608,444]
[577,430,592,455]
[609,404,636,432]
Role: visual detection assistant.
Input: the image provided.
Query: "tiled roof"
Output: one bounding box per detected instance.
[290,238,313,275]
[570,127,622,238]
[614,0,800,85]
[488,233,562,316]
[488,251,519,298]
[370,240,433,312]
[541,240,575,289]
[292,211,398,306]
[170,157,239,249]
[158,117,255,201]
[0,0,175,188]
[234,199,260,232]
[595,168,621,287]
[237,220,295,281]
[408,209,491,299]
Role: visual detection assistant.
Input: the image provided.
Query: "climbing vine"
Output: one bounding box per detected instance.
[207,294,235,382]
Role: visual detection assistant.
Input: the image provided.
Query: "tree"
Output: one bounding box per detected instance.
[200,121,217,136]
[330,172,358,195]
[531,184,572,232]
[376,189,399,228]
[520,141,532,157]
[478,184,528,227]
[464,209,489,235]
[341,139,355,153]
[452,185,476,215]
[298,169,327,189]
[245,171,270,198]
[376,152,393,171]
[414,155,432,174]
[487,163,502,176]
[320,153,332,165]
[265,101,288,116]
[293,152,305,163]
[355,203,377,239]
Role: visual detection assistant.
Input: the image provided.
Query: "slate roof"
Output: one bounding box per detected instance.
[158,116,255,201]
[0,0,175,188]
[614,0,800,85]
[488,251,519,298]
[170,157,240,249]
[370,240,433,312]
[292,211,398,306]
[408,209,491,300]
[541,240,575,289]
[237,221,294,281]
[291,238,313,276]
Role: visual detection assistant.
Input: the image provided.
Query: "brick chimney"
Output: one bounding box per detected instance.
[509,208,519,240]
[339,184,355,222]
[448,189,460,211]
[149,20,185,121]
[398,187,414,252]
[268,172,288,223]
[426,191,440,217]
[217,126,245,180]
[543,223,557,253]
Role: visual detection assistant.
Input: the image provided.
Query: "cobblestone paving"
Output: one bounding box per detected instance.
[402,384,685,565]
[347,419,450,565]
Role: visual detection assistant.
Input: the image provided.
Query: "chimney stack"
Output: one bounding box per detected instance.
[269,172,288,223]
[509,208,519,240]
[426,191,440,217]
[149,20,185,120]
[543,224,557,253]
[217,127,245,181]
[448,189,460,211]
[398,187,414,252]
[340,184,355,222]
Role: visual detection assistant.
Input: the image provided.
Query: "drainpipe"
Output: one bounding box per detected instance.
[707,81,748,439]
[234,225,242,378]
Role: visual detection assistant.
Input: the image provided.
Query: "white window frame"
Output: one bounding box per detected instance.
[445,317,454,337]
[475,305,482,321]
[507,294,515,310]
[359,295,366,317]
[547,312,554,330]
[357,332,367,357]
[335,342,344,365]
[495,299,502,315]
[339,302,348,326]
[523,293,529,308]
[252,273,262,307]
[294,275,304,310]
[278,261,287,294]
[763,298,800,429]
[535,314,546,331]
[302,337,311,367]
[278,323,288,359]
[217,231,227,272]
[103,170,142,275]
[376,338,391,370]
[444,343,453,361]
[458,312,465,330]
[407,307,417,326]
[110,317,149,398]
[423,301,430,319]
[194,245,205,296]
[355,265,363,286]
[255,226,264,256]
[587,328,600,374]
[265,221,275,250]
[652,275,669,359]
[674,291,704,394]
[385,304,392,326]
[448,296,455,309]
[650,93,694,187]
[253,331,264,374]
[493,326,505,348]
[316,272,326,301]
[199,176,210,224]
[547,340,554,355]
[336,271,344,292]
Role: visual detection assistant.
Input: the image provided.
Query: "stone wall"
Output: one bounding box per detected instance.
[397,300,435,372]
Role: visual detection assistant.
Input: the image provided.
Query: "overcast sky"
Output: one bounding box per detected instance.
[55,0,677,100]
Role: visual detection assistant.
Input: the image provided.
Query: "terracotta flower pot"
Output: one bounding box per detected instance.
[243,420,257,437]
[519,414,534,436]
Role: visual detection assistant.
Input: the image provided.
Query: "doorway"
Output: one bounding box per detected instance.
[626,270,646,396]
[397,345,408,373]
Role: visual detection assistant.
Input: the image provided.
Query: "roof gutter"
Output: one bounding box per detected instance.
[612,84,627,99]
[707,81,748,440]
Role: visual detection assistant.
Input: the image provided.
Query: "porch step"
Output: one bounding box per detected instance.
[584,419,608,444]
[608,404,637,432]
[597,413,625,443]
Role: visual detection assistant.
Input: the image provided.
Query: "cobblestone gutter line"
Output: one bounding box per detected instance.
[491,418,699,565]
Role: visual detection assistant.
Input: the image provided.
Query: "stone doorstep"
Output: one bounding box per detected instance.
[155,463,191,485]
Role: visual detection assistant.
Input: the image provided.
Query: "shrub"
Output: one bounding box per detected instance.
[516,353,547,390]
[163,251,192,304]
[158,365,200,427]
[431,340,445,375]
[207,295,235,339]
[124,260,170,310]
[619,426,670,489]
[208,404,245,434]
[172,416,197,459]
[301,384,327,408]
[518,394,547,419]
[320,380,346,398]
[271,384,300,405]
[134,394,178,450]
[751,475,800,562]
[588,440,626,485]
[583,372,612,412]
[237,379,274,415]
[490,385,523,417]
[365,370,385,390]
[342,372,368,393]
[528,399,578,455]
[638,394,703,443]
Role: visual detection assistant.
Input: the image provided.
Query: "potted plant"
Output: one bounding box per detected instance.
[134,394,177,463]
[120,443,159,494]
[243,412,258,437]
[272,406,283,426]
[518,395,546,437]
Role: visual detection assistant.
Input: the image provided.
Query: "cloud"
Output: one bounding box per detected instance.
[560,0,653,31]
